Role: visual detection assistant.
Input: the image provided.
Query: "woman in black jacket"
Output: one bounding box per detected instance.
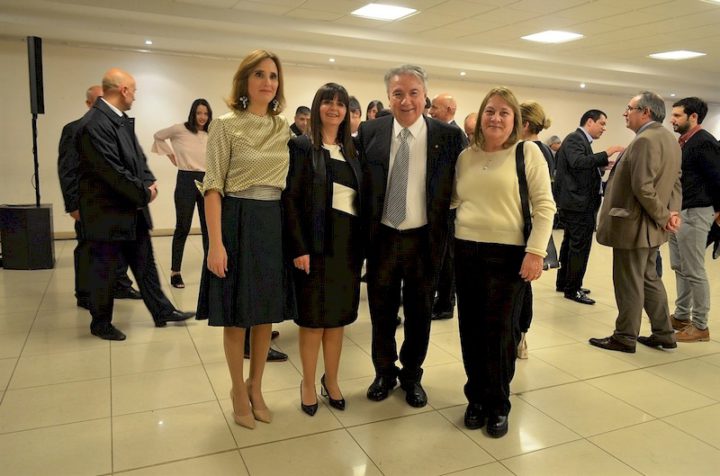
[283,83,362,416]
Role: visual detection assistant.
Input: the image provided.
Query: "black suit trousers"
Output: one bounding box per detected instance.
[366,225,434,382]
[434,216,456,310]
[556,209,596,293]
[455,239,525,417]
[87,218,174,326]
[171,170,208,272]
[74,221,132,300]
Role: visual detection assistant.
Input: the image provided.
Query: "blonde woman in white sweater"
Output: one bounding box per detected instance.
[453,87,555,438]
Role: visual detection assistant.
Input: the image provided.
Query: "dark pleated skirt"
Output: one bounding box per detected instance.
[196,197,296,327]
[293,210,361,328]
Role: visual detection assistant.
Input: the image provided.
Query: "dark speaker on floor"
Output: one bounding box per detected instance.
[0,204,55,269]
[27,36,44,115]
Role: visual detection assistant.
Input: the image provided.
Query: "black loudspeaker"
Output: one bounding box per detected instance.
[27,36,44,115]
[0,204,55,269]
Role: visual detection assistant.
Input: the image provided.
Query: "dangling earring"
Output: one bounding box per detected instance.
[271,98,279,112]
[239,96,248,109]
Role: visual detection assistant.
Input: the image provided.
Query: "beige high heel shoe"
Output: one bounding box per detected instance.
[246,379,273,423]
[229,390,255,429]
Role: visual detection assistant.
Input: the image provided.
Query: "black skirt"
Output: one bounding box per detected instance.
[293,209,361,328]
[196,197,296,327]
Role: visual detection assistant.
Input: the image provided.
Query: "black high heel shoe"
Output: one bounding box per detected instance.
[320,374,346,411]
[300,382,318,416]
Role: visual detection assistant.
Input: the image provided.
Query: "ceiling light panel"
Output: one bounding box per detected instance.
[351,3,417,21]
[521,30,584,43]
[648,50,706,60]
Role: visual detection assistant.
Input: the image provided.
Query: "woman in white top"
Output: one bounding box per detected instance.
[152,99,212,288]
[453,87,555,438]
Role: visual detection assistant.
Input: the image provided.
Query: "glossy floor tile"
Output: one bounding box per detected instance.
[1,235,719,474]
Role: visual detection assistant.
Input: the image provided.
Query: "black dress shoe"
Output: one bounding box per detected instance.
[170,274,185,289]
[556,287,591,295]
[564,290,595,305]
[401,380,428,408]
[486,414,509,438]
[271,330,280,340]
[431,308,454,320]
[243,347,288,362]
[464,403,485,430]
[589,336,636,353]
[367,375,397,401]
[114,287,142,300]
[637,335,677,350]
[154,310,195,327]
[90,323,126,341]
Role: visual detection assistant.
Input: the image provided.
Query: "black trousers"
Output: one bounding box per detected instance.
[171,170,208,272]
[366,225,434,382]
[87,218,175,327]
[74,221,133,300]
[455,239,526,417]
[556,209,596,293]
[434,215,456,310]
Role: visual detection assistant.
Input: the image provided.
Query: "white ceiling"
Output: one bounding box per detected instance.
[2,0,720,101]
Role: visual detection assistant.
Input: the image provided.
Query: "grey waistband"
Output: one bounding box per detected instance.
[226,185,281,201]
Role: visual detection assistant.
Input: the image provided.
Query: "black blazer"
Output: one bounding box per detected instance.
[58,118,82,213]
[554,128,609,212]
[283,135,362,258]
[77,99,155,241]
[356,115,464,278]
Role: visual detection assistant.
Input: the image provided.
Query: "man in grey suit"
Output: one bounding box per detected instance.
[590,91,682,353]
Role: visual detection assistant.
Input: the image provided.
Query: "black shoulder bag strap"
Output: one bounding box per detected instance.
[515,141,532,243]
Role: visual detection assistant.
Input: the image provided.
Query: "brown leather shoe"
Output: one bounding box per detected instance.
[670,314,691,331]
[676,325,710,343]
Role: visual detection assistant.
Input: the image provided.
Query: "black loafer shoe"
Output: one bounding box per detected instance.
[637,335,677,350]
[486,414,509,438]
[401,381,428,408]
[271,330,280,340]
[464,403,485,429]
[431,309,454,320]
[266,348,288,362]
[564,290,595,305]
[556,287,591,295]
[367,376,397,401]
[91,323,126,341]
[243,347,288,361]
[589,336,636,353]
[154,310,195,327]
[114,287,142,300]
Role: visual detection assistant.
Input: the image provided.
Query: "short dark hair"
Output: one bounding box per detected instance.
[348,96,361,114]
[184,98,212,133]
[580,109,606,126]
[295,106,310,116]
[375,108,393,118]
[309,82,355,159]
[672,97,708,124]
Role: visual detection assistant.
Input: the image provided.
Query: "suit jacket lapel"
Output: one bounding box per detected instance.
[425,117,440,201]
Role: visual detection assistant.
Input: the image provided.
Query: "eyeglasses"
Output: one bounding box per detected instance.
[625,105,643,112]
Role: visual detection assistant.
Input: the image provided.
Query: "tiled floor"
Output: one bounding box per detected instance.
[2,231,720,475]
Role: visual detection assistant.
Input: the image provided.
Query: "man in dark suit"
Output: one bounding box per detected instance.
[590,91,682,353]
[357,65,465,407]
[58,84,141,310]
[428,92,468,320]
[290,106,310,136]
[554,109,624,304]
[77,68,194,341]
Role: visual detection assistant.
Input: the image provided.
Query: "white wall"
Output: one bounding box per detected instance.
[3,38,719,235]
